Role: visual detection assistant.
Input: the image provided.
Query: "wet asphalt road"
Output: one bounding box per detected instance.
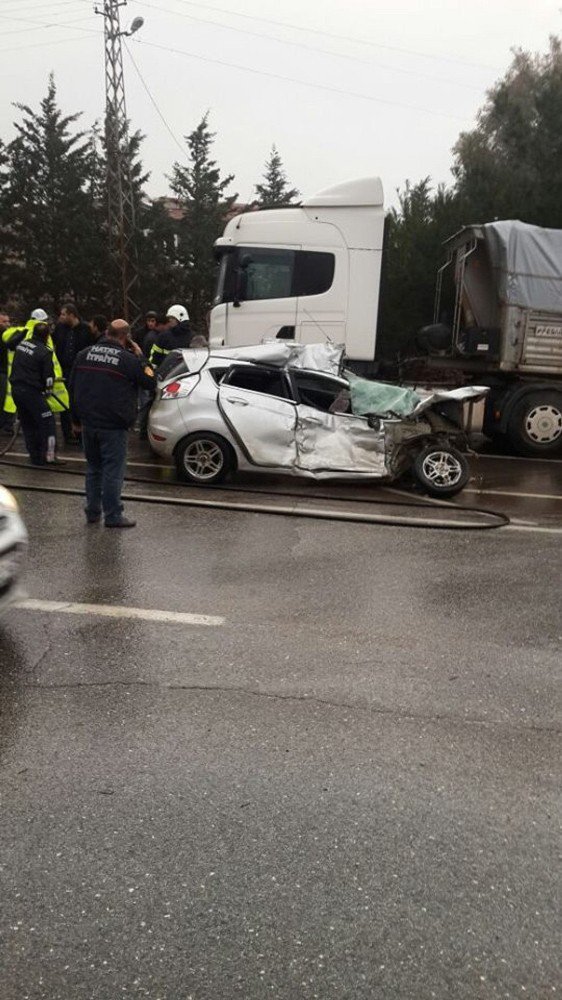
[0,449,561,999]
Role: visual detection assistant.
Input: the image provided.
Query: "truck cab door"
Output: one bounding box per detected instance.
[218,365,298,468]
[222,247,299,348]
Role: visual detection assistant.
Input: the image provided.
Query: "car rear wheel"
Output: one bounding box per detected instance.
[412,445,470,498]
[175,433,234,486]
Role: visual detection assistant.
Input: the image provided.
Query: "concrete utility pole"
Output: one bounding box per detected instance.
[95,1,143,322]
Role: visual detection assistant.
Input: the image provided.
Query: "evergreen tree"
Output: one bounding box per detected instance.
[453,37,562,226]
[136,198,182,314]
[80,124,113,313]
[377,180,464,362]
[171,114,237,332]
[0,139,14,308]
[255,145,299,207]
[4,75,93,312]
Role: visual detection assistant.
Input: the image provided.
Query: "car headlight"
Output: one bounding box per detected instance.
[0,486,19,513]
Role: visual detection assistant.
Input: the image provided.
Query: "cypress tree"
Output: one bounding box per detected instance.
[5,75,93,312]
[171,114,237,333]
[255,145,299,207]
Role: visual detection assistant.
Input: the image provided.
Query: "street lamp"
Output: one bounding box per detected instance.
[125,16,144,37]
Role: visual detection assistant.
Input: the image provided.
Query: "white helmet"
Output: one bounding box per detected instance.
[166,304,189,323]
[31,308,48,322]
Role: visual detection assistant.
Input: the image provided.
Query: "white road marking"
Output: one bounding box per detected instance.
[474,453,562,465]
[504,524,562,535]
[13,599,224,627]
[464,487,562,501]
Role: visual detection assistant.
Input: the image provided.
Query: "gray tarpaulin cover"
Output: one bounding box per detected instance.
[482,221,562,311]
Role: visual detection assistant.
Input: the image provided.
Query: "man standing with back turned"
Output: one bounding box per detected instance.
[70,319,155,528]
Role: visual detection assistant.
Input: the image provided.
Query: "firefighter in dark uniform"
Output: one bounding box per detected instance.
[70,319,155,528]
[149,304,193,368]
[10,322,57,466]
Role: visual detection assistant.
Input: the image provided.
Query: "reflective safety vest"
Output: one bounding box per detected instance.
[149,341,168,367]
[2,320,69,414]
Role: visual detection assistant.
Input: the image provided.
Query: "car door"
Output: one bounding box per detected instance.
[290,371,387,475]
[218,365,298,468]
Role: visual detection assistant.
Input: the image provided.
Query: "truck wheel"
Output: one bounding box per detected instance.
[175,432,234,485]
[507,391,562,456]
[413,445,470,498]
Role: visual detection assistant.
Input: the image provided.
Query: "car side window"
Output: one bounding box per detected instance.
[293,372,348,412]
[224,366,289,400]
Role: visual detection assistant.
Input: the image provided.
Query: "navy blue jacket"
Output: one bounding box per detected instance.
[11,335,54,392]
[70,337,155,429]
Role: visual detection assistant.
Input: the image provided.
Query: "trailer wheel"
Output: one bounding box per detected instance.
[507,391,562,456]
[412,445,470,498]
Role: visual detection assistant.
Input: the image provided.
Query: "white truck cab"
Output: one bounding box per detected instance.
[210,177,385,361]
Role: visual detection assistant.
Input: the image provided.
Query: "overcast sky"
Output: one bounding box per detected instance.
[0,0,559,207]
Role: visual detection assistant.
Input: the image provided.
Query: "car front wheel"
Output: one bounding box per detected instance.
[175,433,234,485]
[412,444,470,498]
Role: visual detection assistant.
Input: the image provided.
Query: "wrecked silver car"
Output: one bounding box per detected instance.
[148,343,487,497]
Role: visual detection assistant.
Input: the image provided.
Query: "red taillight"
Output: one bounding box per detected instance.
[151,433,167,441]
[161,378,194,400]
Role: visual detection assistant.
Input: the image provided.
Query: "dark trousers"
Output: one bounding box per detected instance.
[11,384,56,465]
[82,426,128,524]
[138,388,155,438]
[0,372,14,431]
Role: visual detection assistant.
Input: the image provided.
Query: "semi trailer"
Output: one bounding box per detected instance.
[210,177,562,455]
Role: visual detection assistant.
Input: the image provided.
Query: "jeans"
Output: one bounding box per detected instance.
[82,426,128,524]
[11,384,56,464]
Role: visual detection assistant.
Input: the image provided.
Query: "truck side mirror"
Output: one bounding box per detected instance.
[233,255,252,307]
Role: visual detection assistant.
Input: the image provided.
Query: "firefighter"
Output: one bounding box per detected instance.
[2,309,70,425]
[70,319,155,527]
[149,304,193,368]
[10,322,57,466]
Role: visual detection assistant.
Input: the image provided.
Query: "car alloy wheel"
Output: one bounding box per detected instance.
[175,432,234,486]
[183,439,225,481]
[412,444,469,498]
[421,449,464,487]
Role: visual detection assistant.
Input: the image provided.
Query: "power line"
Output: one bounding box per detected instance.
[0,4,474,118]
[123,40,188,157]
[142,0,499,72]
[0,0,83,15]
[132,0,487,92]
[1,15,99,38]
[0,11,100,34]
[2,33,100,55]
[133,37,470,121]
